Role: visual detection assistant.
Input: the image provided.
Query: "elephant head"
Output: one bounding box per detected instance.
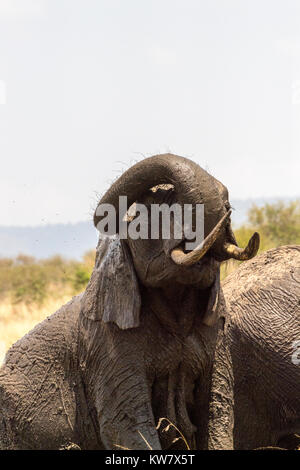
[83,154,259,329]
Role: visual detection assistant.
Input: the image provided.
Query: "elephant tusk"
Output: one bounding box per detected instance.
[223,232,260,261]
[170,210,232,266]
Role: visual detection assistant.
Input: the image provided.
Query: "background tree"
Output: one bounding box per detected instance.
[222,200,300,279]
[247,201,300,246]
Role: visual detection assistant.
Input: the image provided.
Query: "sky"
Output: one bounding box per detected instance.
[0,0,300,226]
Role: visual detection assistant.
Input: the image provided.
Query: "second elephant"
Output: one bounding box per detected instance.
[206,245,300,449]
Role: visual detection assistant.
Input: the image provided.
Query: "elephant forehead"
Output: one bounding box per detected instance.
[223,245,300,299]
[222,246,300,346]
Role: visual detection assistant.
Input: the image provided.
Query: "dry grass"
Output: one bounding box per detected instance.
[114,419,191,450]
[0,294,73,365]
[220,259,240,280]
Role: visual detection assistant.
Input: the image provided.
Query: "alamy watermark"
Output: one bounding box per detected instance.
[95,196,205,250]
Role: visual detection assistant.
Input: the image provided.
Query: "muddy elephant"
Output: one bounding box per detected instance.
[207,245,300,450]
[0,154,258,450]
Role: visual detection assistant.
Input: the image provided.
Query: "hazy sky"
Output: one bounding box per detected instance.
[0,0,300,226]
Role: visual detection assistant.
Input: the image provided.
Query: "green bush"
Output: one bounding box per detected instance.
[11,263,47,305]
[248,200,300,246]
[13,277,47,305]
[0,250,95,306]
[72,266,92,293]
[221,199,300,279]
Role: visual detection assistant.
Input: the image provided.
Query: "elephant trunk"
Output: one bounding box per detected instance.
[94,153,225,236]
[94,153,259,265]
[221,232,260,261]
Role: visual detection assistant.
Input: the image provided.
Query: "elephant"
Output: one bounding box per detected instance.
[206,245,300,450]
[0,153,259,450]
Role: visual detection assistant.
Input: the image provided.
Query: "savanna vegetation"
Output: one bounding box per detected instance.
[0,250,95,363]
[221,200,300,278]
[0,200,299,363]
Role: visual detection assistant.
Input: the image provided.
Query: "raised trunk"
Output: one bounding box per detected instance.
[94,153,259,264]
[94,153,225,238]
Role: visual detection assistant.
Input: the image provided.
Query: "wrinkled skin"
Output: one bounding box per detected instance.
[0,190,222,450]
[207,245,300,449]
[0,154,260,449]
[0,154,243,450]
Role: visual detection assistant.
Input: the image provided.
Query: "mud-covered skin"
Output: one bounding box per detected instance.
[0,154,283,450]
[0,289,218,450]
[0,296,81,449]
[0,153,234,450]
[79,295,219,450]
[1,247,299,449]
[207,246,300,449]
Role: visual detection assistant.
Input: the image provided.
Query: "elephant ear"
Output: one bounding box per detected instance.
[82,235,141,329]
[202,271,221,327]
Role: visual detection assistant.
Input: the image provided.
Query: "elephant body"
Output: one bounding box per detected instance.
[1,245,299,450]
[0,154,298,449]
[0,280,218,450]
[208,245,300,449]
[1,154,231,450]
[0,296,82,450]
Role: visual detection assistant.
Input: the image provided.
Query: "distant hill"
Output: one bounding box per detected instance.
[0,222,98,260]
[0,197,297,259]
